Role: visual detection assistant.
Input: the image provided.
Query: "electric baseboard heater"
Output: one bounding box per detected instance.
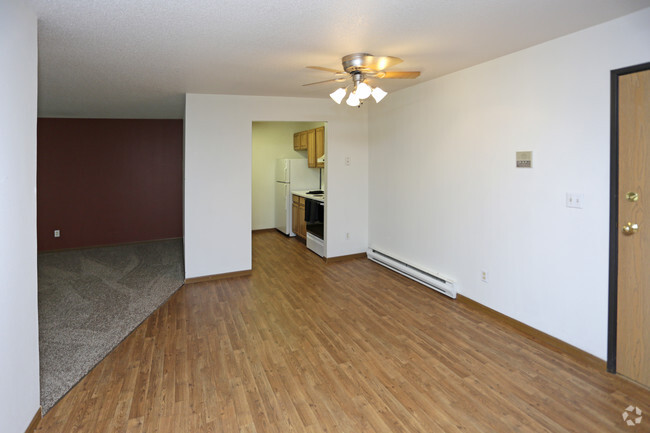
[367,248,457,299]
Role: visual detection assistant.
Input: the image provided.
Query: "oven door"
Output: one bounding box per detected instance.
[304,198,324,240]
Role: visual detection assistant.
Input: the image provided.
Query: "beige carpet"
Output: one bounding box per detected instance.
[37,239,184,413]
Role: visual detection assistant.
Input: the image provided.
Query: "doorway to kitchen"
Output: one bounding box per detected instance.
[251,121,326,255]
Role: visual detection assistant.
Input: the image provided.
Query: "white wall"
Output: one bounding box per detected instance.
[0,0,41,431]
[368,8,650,360]
[184,95,367,278]
[252,121,324,230]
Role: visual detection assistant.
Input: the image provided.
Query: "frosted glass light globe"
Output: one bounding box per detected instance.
[346,92,360,107]
[371,87,387,103]
[355,82,372,100]
[329,88,346,104]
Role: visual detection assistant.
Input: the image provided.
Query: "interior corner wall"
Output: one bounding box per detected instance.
[251,121,325,230]
[0,0,41,431]
[184,95,368,279]
[37,118,184,251]
[367,8,650,360]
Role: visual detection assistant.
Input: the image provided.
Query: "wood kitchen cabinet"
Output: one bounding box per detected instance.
[293,131,308,151]
[306,129,315,167]
[294,127,325,167]
[291,195,299,236]
[307,127,324,168]
[293,131,309,150]
[292,195,306,240]
[315,126,324,168]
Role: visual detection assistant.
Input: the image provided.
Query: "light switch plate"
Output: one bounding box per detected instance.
[566,193,584,209]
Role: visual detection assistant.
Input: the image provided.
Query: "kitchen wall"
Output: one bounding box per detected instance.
[184,94,368,278]
[37,118,183,251]
[252,121,325,230]
[0,0,41,430]
[368,8,650,360]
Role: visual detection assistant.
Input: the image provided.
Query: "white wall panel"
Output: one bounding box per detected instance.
[0,0,41,430]
[368,8,650,359]
[184,95,368,278]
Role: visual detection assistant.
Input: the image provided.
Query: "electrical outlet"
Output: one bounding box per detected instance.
[345,156,351,166]
[481,270,488,283]
[346,232,350,240]
[54,229,60,238]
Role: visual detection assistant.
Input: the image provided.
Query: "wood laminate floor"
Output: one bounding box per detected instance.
[35,231,650,432]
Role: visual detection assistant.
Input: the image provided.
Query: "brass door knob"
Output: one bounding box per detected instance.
[622,222,639,235]
[626,192,639,202]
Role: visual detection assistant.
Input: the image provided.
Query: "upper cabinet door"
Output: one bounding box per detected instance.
[315,127,325,168]
[299,131,308,151]
[307,129,317,168]
[293,132,301,151]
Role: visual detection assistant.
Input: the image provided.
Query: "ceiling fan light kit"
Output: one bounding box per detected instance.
[305,53,420,107]
[331,83,386,107]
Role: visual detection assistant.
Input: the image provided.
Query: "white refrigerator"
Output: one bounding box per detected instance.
[275,158,320,235]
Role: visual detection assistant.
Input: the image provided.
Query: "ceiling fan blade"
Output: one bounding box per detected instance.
[364,55,403,71]
[307,66,345,74]
[379,71,421,79]
[302,78,345,86]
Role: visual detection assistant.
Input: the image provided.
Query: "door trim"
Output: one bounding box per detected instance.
[607,61,650,373]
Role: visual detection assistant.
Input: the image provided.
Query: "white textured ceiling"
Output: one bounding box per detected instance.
[29,0,650,118]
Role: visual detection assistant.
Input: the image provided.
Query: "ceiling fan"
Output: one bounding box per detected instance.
[303,53,421,106]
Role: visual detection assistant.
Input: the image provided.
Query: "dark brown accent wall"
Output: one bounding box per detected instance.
[37,118,183,251]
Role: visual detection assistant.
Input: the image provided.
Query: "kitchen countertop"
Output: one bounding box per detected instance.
[292,190,325,202]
